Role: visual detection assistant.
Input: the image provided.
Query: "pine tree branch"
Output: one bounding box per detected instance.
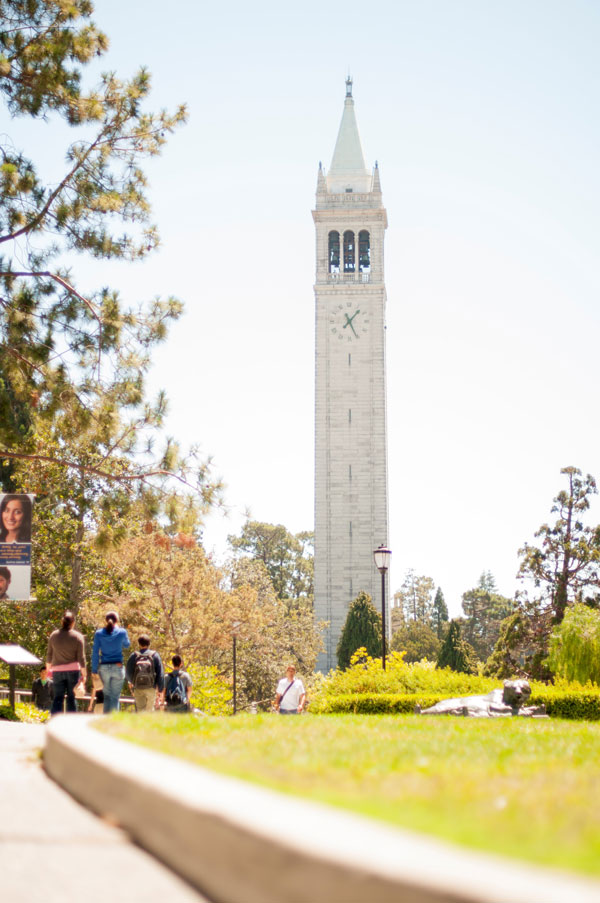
[1,270,103,376]
[3,343,48,380]
[0,130,102,244]
[5,9,64,64]
[0,448,201,492]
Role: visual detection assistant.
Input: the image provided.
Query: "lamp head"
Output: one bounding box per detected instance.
[373,544,392,573]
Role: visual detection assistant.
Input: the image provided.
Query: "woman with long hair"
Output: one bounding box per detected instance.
[0,494,32,543]
[46,611,86,715]
[91,611,131,713]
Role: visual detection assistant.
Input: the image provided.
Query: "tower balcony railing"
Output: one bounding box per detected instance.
[327,271,371,283]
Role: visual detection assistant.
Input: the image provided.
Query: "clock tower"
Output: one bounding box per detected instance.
[313,78,389,671]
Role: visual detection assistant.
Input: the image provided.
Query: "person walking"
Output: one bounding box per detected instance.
[31,665,54,711]
[125,635,164,712]
[274,665,305,715]
[46,611,86,715]
[162,655,193,712]
[91,611,131,713]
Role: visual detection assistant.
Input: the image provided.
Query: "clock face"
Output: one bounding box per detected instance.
[329,302,369,343]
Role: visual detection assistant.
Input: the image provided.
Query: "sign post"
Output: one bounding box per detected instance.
[0,644,42,713]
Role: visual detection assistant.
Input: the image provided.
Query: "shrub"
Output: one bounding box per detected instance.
[530,679,600,720]
[336,592,381,669]
[311,693,445,714]
[186,664,231,716]
[0,702,50,723]
[547,604,600,685]
[310,654,600,720]
[311,648,499,708]
[437,619,478,674]
[0,704,18,722]
[312,684,600,719]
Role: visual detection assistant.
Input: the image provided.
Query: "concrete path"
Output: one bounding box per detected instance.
[0,721,211,903]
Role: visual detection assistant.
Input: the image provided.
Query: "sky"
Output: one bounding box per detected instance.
[24,1,600,616]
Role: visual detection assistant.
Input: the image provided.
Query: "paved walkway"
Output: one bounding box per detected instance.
[0,721,211,903]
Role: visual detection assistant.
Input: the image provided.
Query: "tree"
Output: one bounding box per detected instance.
[518,467,600,624]
[390,603,405,635]
[394,570,435,624]
[84,528,323,710]
[483,601,552,680]
[228,558,323,707]
[336,591,381,670]
[460,574,514,661]
[431,587,449,639]
[227,521,313,608]
[478,571,497,593]
[81,525,234,665]
[486,466,600,681]
[436,619,478,675]
[0,2,196,478]
[0,1,219,607]
[391,621,441,663]
[547,603,600,685]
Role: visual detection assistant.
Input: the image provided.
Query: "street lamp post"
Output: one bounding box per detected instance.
[232,621,241,714]
[373,545,392,670]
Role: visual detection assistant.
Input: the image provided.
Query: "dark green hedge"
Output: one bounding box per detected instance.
[530,690,600,721]
[313,693,443,714]
[314,690,600,719]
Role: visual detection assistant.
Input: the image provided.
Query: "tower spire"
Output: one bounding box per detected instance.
[327,77,371,194]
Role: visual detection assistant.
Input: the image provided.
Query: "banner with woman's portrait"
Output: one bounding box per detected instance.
[0,493,34,600]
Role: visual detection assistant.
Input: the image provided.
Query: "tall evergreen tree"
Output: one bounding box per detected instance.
[0,1,219,611]
[436,619,478,675]
[483,602,553,681]
[431,587,449,639]
[518,467,600,624]
[336,591,381,670]
[0,0,189,479]
[394,570,435,624]
[478,571,497,593]
[461,574,514,661]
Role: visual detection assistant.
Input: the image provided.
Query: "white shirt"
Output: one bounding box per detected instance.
[276,677,305,710]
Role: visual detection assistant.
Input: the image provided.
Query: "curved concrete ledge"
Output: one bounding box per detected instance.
[45,716,600,903]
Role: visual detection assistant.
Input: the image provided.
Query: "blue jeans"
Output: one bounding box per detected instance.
[51,670,80,715]
[279,709,299,715]
[99,663,125,713]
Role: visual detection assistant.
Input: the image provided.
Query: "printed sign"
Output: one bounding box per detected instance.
[0,494,34,600]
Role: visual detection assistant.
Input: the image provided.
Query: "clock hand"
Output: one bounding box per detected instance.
[343,310,360,337]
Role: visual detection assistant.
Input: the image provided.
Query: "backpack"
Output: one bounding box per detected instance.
[165,669,187,708]
[133,651,155,690]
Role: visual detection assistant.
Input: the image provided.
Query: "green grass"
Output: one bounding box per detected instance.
[97,713,600,877]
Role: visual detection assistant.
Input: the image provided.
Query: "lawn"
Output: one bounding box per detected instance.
[97,713,600,876]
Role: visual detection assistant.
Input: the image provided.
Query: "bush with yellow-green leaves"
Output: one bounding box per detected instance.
[309,649,600,719]
[0,702,50,723]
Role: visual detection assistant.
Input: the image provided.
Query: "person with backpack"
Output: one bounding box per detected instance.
[162,655,192,713]
[125,635,164,713]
